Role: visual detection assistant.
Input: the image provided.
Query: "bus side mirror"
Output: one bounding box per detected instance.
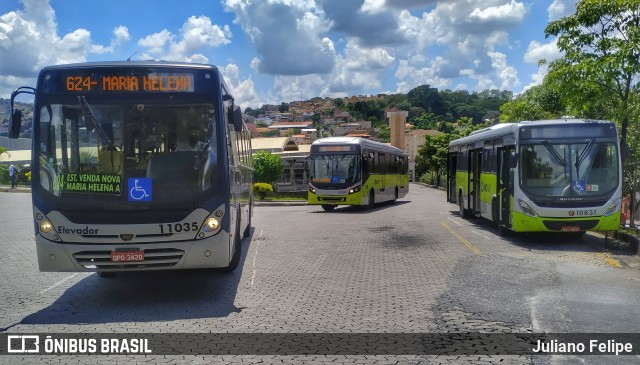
[9,109,22,139]
[621,139,630,162]
[232,105,243,132]
[509,152,518,168]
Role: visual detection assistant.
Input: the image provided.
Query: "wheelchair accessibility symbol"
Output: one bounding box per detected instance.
[573,180,585,193]
[128,178,152,202]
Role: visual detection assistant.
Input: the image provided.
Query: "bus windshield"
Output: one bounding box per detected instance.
[309,154,361,187]
[519,141,618,199]
[36,101,219,206]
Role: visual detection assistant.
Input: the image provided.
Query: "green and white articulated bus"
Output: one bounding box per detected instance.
[308,137,409,211]
[447,119,622,235]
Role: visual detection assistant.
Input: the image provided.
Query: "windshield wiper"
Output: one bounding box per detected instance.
[576,138,595,168]
[542,141,566,165]
[77,95,113,146]
[574,138,595,181]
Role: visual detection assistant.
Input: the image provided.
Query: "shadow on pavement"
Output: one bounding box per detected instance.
[308,200,411,214]
[445,210,607,253]
[18,231,254,325]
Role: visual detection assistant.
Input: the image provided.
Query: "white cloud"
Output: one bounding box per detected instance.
[548,0,575,21]
[0,0,127,97]
[221,64,264,110]
[469,1,527,26]
[488,51,519,90]
[91,26,131,54]
[361,0,386,14]
[391,1,528,92]
[224,0,335,75]
[137,16,232,62]
[524,39,561,64]
[394,57,452,93]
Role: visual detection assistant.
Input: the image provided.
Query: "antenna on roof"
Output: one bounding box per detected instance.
[126,52,137,61]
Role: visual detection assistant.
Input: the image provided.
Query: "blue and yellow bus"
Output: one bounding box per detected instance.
[9,61,252,275]
[447,119,622,235]
[308,137,409,211]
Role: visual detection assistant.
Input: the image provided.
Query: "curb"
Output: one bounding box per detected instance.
[0,186,31,193]
[254,201,308,207]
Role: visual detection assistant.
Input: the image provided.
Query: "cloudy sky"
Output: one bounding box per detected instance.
[0,0,574,109]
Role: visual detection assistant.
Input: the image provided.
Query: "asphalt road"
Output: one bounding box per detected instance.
[0,184,639,364]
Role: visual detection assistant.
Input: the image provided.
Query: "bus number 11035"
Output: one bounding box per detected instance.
[159,222,199,234]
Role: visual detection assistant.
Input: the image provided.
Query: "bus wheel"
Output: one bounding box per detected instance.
[459,193,468,218]
[321,204,336,212]
[222,216,242,273]
[243,200,252,238]
[367,190,375,210]
[391,187,398,204]
[498,224,510,237]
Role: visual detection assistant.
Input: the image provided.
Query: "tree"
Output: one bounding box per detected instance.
[333,98,345,108]
[415,133,454,185]
[376,125,390,142]
[253,151,284,184]
[498,84,566,123]
[407,85,445,115]
[544,0,640,142]
[279,102,289,113]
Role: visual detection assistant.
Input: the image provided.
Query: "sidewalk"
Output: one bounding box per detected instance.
[254,200,307,206]
[0,184,31,193]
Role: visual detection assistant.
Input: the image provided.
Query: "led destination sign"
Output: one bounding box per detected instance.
[62,73,195,93]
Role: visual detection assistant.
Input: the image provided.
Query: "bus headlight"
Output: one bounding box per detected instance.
[604,198,621,216]
[34,207,61,242]
[517,199,538,217]
[197,207,225,239]
[308,186,316,194]
[348,186,361,194]
[205,217,219,231]
[40,220,53,233]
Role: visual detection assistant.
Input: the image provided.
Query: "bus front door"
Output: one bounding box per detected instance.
[447,152,457,203]
[470,149,482,215]
[497,147,513,229]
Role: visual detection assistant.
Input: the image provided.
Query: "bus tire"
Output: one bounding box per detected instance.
[368,190,375,210]
[243,200,252,238]
[459,192,468,218]
[222,215,242,273]
[321,204,336,212]
[391,187,398,205]
[498,224,510,237]
[491,197,499,223]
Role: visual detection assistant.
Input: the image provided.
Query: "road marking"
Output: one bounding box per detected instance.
[40,273,78,294]
[472,230,491,240]
[440,221,482,255]
[599,253,621,268]
[446,216,464,227]
[250,229,264,286]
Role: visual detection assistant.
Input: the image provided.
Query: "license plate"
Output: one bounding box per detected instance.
[111,251,144,262]
[561,226,580,232]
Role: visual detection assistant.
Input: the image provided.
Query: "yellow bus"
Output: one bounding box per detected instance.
[308,137,409,211]
[448,119,622,236]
